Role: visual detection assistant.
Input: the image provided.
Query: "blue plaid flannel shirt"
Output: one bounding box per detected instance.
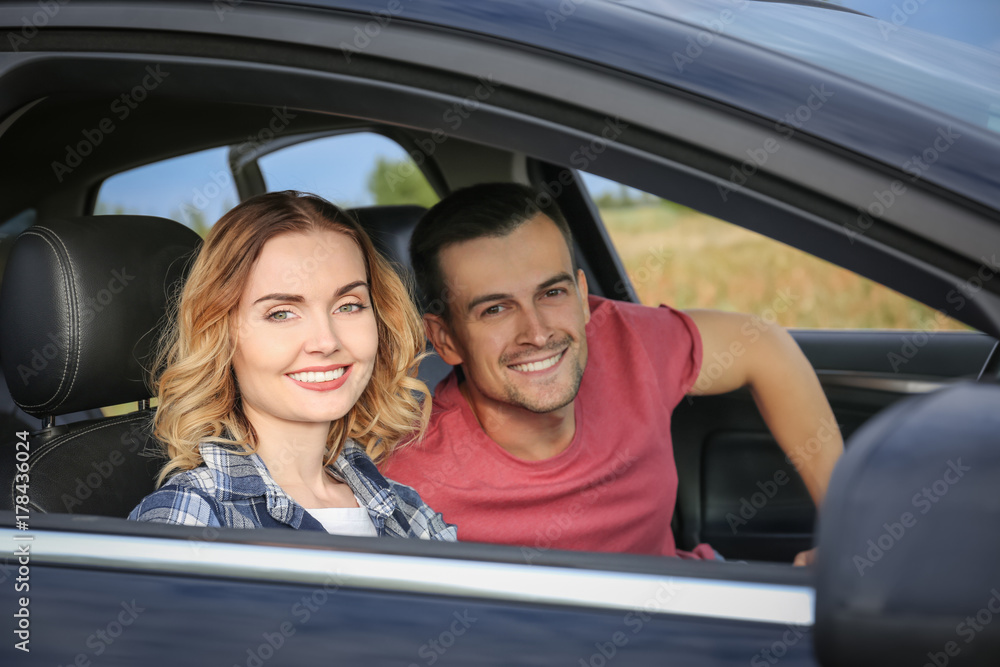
[128,439,457,540]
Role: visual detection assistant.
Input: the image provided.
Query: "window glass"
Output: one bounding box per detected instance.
[94,147,236,237]
[581,172,969,330]
[259,132,438,208]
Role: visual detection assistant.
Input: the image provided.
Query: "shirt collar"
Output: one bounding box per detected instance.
[198,439,397,527]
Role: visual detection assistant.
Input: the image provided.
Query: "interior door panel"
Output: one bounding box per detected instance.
[671,329,996,562]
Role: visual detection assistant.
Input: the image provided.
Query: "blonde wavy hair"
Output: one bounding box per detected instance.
[152,191,429,485]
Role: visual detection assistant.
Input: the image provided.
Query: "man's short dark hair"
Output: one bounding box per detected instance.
[410,183,577,319]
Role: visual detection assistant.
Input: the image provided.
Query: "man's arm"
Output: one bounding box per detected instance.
[683,309,843,506]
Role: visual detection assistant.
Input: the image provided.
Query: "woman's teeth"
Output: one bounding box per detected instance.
[289,368,347,383]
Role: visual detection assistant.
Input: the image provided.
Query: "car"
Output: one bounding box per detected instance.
[1,0,999,665]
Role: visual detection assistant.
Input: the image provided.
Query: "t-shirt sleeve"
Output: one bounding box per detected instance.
[620,301,703,408]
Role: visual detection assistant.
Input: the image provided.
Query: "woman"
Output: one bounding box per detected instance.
[129,191,455,540]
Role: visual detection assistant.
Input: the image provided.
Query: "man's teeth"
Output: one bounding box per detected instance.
[511,352,562,373]
[289,368,347,383]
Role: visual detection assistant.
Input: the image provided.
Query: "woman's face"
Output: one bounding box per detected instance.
[232,229,378,430]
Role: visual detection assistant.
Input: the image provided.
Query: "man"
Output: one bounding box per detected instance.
[382,183,842,564]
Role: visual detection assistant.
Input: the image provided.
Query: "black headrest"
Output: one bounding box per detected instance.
[815,382,1000,666]
[0,216,201,417]
[349,205,426,271]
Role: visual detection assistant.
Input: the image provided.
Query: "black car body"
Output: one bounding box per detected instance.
[1,1,999,665]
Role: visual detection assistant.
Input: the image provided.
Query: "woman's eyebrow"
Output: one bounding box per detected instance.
[251,281,369,306]
[335,280,370,298]
[252,293,304,306]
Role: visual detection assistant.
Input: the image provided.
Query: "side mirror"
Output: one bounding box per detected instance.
[814,382,1000,666]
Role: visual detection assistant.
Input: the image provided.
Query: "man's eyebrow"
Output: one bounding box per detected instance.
[252,281,369,306]
[538,272,575,290]
[466,292,512,314]
[465,273,575,314]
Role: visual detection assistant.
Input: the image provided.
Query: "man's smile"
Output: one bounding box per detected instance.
[508,349,566,373]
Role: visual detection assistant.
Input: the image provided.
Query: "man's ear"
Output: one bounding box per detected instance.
[577,268,591,324]
[423,313,464,366]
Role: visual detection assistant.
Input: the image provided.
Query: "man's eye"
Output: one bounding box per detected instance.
[546,288,565,297]
[483,304,504,316]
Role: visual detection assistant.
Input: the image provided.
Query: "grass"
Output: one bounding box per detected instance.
[599,205,970,331]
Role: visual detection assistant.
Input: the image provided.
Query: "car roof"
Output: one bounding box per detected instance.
[257,0,1000,212]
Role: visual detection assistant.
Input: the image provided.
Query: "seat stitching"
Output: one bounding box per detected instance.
[35,226,82,413]
[13,230,72,410]
[25,413,154,472]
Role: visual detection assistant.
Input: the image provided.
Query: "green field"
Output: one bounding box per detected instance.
[599,205,969,331]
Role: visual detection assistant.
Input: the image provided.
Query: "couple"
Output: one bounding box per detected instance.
[131,186,842,563]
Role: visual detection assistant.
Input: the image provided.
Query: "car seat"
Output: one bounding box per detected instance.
[350,205,453,393]
[0,215,201,516]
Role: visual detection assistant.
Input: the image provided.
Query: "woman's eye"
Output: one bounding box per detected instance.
[337,303,366,314]
[267,309,293,321]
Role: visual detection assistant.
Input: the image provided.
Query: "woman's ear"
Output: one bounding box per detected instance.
[423,314,464,366]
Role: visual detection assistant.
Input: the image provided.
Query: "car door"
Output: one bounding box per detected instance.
[542,164,996,562]
[2,1,999,665]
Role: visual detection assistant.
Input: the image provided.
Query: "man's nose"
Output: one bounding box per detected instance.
[515,305,552,347]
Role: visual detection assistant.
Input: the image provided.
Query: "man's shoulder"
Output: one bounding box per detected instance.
[586,294,688,337]
[384,387,467,472]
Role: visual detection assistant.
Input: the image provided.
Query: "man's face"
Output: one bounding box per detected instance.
[428,213,591,415]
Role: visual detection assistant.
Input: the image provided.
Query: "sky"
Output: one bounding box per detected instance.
[834,0,1000,51]
[97,133,626,230]
[96,0,999,226]
[96,133,425,227]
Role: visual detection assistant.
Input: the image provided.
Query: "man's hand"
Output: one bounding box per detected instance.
[793,547,817,567]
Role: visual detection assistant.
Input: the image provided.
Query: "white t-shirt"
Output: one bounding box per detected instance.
[306,505,378,537]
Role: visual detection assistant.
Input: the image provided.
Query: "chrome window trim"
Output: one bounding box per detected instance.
[5,529,814,626]
[817,370,949,394]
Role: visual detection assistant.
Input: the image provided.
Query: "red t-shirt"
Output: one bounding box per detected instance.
[383,295,715,559]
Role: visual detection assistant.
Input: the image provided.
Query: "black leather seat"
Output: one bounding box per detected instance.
[0,215,201,516]
[350,205,454,393]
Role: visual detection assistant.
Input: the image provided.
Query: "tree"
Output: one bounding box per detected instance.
[366,157,438,207]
